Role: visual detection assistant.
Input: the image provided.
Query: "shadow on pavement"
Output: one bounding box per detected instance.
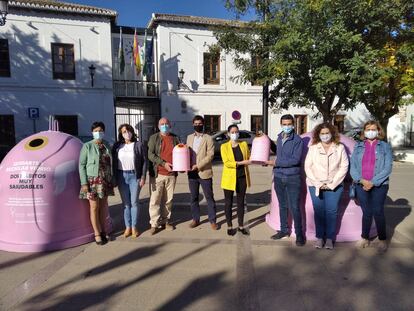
[21,242,219,311]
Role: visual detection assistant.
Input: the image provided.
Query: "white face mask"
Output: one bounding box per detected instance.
[122,131,132,141]
[365,130,378,140]
[319,133,332,143]
[229,132,239,141]
[92,131,104,140]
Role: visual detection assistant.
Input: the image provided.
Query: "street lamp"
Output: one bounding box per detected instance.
[88,64,96,87]
[178,69,185,89]
[0,0,8,27]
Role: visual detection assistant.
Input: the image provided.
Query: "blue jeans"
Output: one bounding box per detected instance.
[274,175,303,236]
[309,185,344,240]
[117,170,142,228]
[355,184,388,240]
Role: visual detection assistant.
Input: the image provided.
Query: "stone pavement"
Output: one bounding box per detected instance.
[0,161,413,311]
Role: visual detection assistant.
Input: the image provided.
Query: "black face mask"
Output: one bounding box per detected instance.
[193,125,204,133]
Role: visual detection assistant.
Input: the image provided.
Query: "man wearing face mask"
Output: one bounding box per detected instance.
[186,115,218,230]
[147,117,180,234]
[269,114,306,246]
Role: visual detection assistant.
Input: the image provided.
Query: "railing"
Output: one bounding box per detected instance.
[113,80,159,98]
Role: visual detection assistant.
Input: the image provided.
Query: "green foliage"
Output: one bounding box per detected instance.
[214,0,414,125]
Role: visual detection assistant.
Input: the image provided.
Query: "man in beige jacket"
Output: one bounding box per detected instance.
[186,115,218,230]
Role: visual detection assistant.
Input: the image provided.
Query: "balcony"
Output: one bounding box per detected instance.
[113,80,159,98]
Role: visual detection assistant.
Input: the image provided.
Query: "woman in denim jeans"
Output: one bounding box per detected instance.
[350,121,393,252]
[305,123,349,250]
[112,124,147,238]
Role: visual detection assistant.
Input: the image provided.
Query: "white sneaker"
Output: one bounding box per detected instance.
[325,239,334,250]
[378,240,388,253]
[356,238,370,249]
[314,239,323,249]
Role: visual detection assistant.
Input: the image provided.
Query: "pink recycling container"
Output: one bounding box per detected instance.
[172,143,190,172]
[250,133,270,164]
[266,133,376,241]
[0,131,95,252]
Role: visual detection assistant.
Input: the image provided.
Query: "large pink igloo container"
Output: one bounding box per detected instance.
[0,131,94,252]
[266,133,376,242]
[172,144,190,171]
[250,134,270,164]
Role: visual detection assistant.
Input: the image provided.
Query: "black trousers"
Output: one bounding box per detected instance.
[223,177,247,227]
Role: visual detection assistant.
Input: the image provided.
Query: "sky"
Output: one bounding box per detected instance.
[69,0,257,28]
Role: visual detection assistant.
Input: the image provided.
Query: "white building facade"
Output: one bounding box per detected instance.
[0,0,117,157]
[148,13,414,146]
[111,26,160,142]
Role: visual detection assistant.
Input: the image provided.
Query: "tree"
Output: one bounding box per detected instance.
[214,0,414,127]
[344,0,414,138]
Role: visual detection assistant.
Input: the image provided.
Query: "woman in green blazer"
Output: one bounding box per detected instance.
[79,121,114,245]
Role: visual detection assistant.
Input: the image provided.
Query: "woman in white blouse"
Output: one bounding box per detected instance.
[112,124,147,238]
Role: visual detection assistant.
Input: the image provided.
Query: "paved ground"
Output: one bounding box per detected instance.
[0,160,413,311]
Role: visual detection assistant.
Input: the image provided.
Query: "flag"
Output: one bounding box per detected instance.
[143,30,154,79]
[118,27,125,75]
[141,30,147,77]
[133,28,142,75]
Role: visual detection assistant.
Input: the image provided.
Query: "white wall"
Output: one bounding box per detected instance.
[0,10,115,142]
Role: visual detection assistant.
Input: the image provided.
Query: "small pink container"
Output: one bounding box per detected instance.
[250,133,270,164]
[172,144,190,172]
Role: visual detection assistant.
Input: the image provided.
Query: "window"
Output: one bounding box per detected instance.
[51,43,75,80]
[204,115,221,134]
[334,115,345,133]
[0,115,15,147]
[294,115,307,135]
[203,53,220,85]
[54,115,78,136]
[251,115,263,133]
[0,39,11,77]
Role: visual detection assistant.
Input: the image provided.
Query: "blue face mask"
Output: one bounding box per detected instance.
[281,125,294,134]
[92,131,104,140]
[159,124,170,134]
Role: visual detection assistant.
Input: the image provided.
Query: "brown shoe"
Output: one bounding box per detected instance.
[131,228,139,238]
[165,223,175,231]
[123,227,132,238]
[210,223,219,230]
[189,220,200,228]
[150,227,159,235]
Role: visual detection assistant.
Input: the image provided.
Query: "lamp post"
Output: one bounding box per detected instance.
[178,69,185,89]
[88,64,96,87]
[0,0,8,27]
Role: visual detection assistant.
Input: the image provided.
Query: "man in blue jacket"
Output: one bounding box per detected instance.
[271,114,305,246]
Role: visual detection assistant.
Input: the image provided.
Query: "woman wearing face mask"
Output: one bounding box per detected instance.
[79,121,114,245]
[112,124,147,238]
[350,121,392,252]
[304,123,349,249]
[220,124,251,236]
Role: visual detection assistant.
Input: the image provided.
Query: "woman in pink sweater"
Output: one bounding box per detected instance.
[305,123,349,249]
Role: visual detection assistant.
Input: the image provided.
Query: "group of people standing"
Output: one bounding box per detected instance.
[78,114,393,252]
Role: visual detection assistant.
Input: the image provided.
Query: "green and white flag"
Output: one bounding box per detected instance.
[118,27,125,75]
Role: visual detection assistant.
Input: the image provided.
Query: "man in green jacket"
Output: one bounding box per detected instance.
[147,117,179,234]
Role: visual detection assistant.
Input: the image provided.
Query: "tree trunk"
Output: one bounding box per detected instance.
[379,118,389,142]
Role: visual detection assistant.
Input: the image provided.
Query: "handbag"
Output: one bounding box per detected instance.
[349,182,356,199]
